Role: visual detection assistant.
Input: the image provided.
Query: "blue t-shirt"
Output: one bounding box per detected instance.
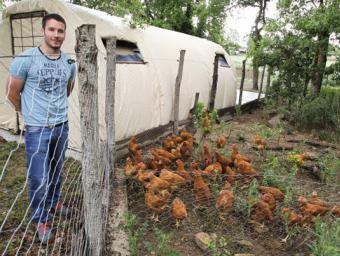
[9,47,76,126]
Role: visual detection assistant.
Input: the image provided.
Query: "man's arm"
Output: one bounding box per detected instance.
[6,76,24,112]
[67,80,74,97]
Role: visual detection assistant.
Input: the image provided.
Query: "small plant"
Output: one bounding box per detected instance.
[145,228,180,256]
[210,109,220,124]
[122,212,147,256]
[309,218,340,256]
[193,101,205,127]
[262,155,286,189]
[235,105,242,118]
[208,237,231,256]
[246,179,260,216]
[318,152,340,184]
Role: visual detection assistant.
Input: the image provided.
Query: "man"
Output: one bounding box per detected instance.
[6,13,76,243]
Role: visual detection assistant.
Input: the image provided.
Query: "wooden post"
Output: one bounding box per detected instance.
[209,55,219,112]
[75,24,103,256]
[103,37,116,245]
[193,92,200,112]
[238,59,247,106]
[258,65,266,101]
[173,49,185,135]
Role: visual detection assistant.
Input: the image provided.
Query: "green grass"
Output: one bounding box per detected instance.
[0,140,81,254]
[309,218,340,256]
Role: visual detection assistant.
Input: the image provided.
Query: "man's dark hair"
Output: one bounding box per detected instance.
[42,13,66,29]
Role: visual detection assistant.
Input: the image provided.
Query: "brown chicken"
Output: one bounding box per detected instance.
[151,148,176,161]
[252,200,273,221]
[202,145,213,167]
[145,176,170,191]
[231,144,251,163]
[175,159,193,183]
[180,128,193,141]
[171,197,188,228]
[189,161,200,172]
[171,147,182,160]
[162,136,177,151]
[308,191,330,207]
[258,186,285,201]
[254,134,266,154]
[216,135,227,148]
[134,149,143,163]
[331,205,340,217]
[214,151,232,168]
[298,196,329,223]
[281,208,304,226]
[135,170,156,185]
[159,169,186,187]
[147,158,159,170]
[124,157,138,177]
[145,189,171,221]
[150,151,172,168]
[180,141,193,159]
[225,166,236,185]
[261,193,276,212]
[235,160,258,178]
[136,161,147,170]
[215,189,234,212]
[128,136,140,155]
[193,170,211,205]
[171,134,183,144]
[298,196,329,217]
[203,162,223,175]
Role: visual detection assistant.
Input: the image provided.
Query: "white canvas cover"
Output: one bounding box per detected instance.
[0,0,237,151]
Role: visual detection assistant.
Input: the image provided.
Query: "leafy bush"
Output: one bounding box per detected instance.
[293,87,340,141]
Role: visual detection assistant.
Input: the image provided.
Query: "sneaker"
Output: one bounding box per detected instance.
[37,223,54,244]
[52,201,72,217]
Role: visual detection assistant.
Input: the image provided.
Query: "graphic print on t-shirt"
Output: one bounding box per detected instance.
[37,62,68,93]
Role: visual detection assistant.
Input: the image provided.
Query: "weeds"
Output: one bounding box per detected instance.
[246,179,260,216]
[144,228,180,256]
[122,212,148,256]
[317,152,340,184]
[208,236,231,256]
[309,218,340,256]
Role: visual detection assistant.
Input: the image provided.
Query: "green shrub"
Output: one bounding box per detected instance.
[293,87,340,141]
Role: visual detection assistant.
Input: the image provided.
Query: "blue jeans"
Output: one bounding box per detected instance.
[25,122,68,224]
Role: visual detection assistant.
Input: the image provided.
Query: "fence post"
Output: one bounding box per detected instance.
[173,49,185,135]
[208,55,219,112]
[75,24,103,256]
[103,37,116,247]
[258,65,266,101]
[238,59,247,106]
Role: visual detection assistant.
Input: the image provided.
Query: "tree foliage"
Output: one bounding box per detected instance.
[71,0,231,45]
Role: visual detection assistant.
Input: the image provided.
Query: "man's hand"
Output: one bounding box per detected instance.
[6,76,24,112]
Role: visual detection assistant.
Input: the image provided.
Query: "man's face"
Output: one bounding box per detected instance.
[42,19,66,50]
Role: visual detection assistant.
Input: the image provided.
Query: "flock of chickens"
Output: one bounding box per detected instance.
[124,128,340,229]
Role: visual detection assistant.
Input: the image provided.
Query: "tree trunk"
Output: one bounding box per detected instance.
[311,31,330,94]
[253,60,259,90]
[208,54,219,112]
[238,59,247,106]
